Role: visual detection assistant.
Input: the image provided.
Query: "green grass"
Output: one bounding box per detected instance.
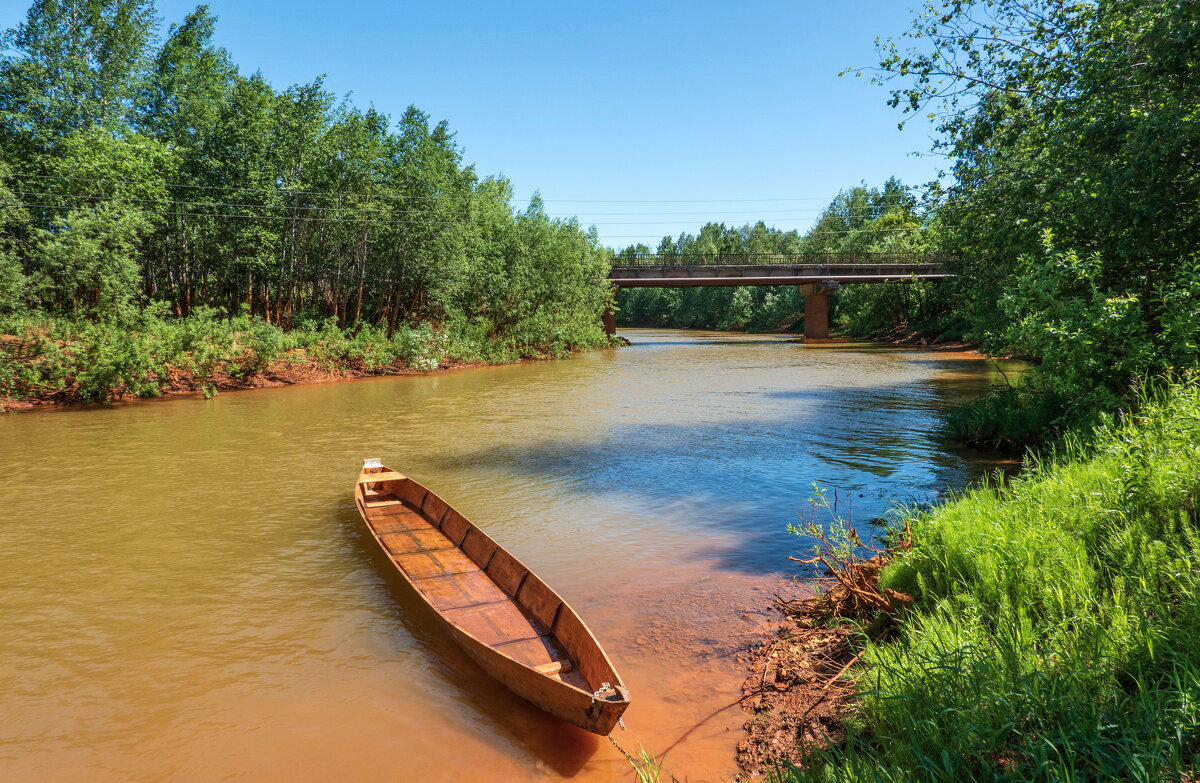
[782,380,1200,782]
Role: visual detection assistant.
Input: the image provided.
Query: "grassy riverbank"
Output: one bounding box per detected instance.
[760,380,1200,781]
[0,306,615,408]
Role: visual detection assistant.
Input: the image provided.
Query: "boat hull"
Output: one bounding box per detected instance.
[353,466,629,735]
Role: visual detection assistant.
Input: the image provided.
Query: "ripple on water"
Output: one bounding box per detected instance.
[0,329,1021,782]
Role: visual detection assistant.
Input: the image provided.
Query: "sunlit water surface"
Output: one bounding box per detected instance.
[0,329,1018,781]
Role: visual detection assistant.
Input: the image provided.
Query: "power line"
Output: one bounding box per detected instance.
[525,197,848,203]
[16,202,477,227]
[12,171,483,201]
[11,172,892,206]
[13,190,923,223]
[603,226,925,238]
[16,200,927,236]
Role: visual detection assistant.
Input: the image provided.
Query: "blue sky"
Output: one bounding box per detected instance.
[5,0,944,248]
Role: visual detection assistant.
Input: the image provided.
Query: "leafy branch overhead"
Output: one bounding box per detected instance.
[866,0,1200,437]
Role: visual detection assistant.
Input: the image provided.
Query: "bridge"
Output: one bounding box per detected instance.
[605,253,952,341]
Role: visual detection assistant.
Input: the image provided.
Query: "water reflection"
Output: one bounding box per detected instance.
[0,328,1021,782]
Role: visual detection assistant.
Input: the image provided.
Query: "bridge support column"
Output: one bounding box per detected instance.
[602,306,616,337]
[602,284,618,337]
[799,282,840,342]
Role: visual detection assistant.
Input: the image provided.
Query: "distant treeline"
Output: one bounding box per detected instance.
[615,179,953,336]
[0,1,610,355]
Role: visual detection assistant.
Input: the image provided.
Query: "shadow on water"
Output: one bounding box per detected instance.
[626,337,795,347]
[431,367,1005,577]
[339,505,600,777]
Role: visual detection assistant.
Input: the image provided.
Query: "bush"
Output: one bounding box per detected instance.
[1,304,616,404]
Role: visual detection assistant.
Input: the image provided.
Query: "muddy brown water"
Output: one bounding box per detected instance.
[0,329,1020,781]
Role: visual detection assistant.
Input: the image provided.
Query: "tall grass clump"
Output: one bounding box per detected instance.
[785,380,1200,782]
[940,380,1073,451]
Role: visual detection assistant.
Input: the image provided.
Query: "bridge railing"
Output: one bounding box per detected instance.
[608,252,951,267]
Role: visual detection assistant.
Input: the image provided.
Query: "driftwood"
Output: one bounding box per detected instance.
[787,518,913,616]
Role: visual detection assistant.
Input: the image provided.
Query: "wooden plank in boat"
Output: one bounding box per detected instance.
[421,492,451,528]
[517,571,562,630]
[443,600,543,647]
[395,547,479,580]
[459,527,496,565]
[379,529,453,556]
[370,509,429,535]
[358,471,406,484]
[553,607,607,687]
[494,634,569,669]
[533,660,573,675]
[440,508,470,544]
[417,571,508,611]
[485,548,527,596]
[393,480,426,508]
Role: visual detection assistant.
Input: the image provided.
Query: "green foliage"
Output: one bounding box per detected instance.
[0,301,613,404]
[784,381,1200,781]
[0,0,613,379]
[941,380,1073,451]
[0,161,28,313]
[0,0,156,147]
[868,0,1200,443]
[992,232,1200,419]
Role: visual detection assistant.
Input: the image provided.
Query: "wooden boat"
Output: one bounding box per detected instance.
[354,460,631,735]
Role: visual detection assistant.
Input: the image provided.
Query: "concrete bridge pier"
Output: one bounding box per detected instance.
[602,284,618,337]
[799,281,840,341]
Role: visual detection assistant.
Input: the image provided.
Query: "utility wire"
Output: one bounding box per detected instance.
[16,200,928,235]
[16,202,476,226]
[12,190,923,223]
[12,172,895,205]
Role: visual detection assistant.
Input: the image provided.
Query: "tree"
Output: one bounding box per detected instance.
[0,162,29,312]
[0,0,156,156]
[31,126,168,313]
[871,0,1200,409]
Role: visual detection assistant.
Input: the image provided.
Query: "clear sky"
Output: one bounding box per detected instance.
[4,0,944,248]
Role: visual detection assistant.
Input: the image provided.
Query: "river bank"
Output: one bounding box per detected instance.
[0,310,618,413]
[2,348,502,412]
[1,318,980,415]
[620,319,989,356]
[735,380,1200,781]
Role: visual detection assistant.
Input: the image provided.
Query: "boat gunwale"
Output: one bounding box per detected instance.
[354,467,629,707]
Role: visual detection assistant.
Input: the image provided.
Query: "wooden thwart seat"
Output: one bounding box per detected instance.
[533,660,573,675]
[359,471,406,484]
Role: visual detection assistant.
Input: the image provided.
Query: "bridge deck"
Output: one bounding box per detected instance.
[609,262,950,287]
[609,273,951,288]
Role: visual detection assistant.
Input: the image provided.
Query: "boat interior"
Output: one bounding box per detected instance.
[358,471,601,693]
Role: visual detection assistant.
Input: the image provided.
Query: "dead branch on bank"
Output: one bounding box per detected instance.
[737,491,917,775]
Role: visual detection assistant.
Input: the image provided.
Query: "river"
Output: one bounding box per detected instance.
[0,329,1018,781]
